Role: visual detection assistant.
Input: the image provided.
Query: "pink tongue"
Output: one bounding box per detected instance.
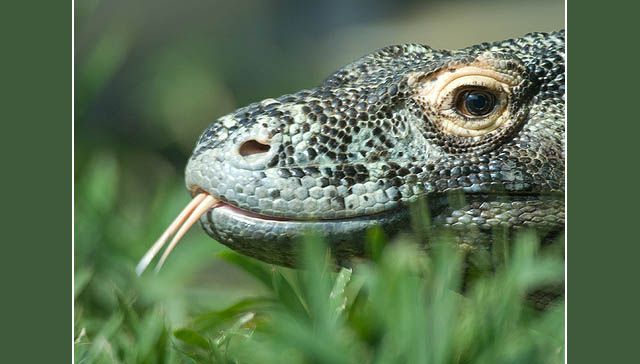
[136,193,219,275]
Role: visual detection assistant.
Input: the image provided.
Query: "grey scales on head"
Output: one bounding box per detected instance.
[137,30,565,275]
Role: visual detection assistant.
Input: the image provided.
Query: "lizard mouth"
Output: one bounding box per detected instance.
[213,198,401,223]
[134,191,359,274]
[136,191,405,274]
[136,188,563,274]
[214,201,293,222]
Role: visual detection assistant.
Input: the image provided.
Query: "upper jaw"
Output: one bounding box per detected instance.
[186,145,563,223]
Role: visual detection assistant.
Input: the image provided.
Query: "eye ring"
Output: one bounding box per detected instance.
[410,61,524,137]
[455,88,497,117]
[408,53,533,140]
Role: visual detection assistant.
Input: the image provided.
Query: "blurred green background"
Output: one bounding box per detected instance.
[75,0,564,362]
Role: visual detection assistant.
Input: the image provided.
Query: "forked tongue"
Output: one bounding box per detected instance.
[135,193,219,275]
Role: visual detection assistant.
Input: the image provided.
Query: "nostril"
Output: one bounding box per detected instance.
[239,139,271,157]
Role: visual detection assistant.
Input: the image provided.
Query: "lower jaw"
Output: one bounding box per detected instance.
[199,203,411,267]
[199,194,564,267]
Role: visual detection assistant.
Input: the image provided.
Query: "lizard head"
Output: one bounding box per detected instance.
[138,30,564,272]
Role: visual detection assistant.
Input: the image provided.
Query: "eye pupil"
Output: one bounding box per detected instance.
[460,90,496,116]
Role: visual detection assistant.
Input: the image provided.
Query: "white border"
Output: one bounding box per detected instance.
[563,0,568,361]
[71,0,76,361]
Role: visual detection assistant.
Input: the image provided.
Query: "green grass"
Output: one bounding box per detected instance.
[74,153,564,364]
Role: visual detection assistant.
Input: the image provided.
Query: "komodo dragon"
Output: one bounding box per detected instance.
[137,30,565,279]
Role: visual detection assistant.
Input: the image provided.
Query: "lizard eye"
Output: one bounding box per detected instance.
[456,88,497,117]
[410,60,523,138]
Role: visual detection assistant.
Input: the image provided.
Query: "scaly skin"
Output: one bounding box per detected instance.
[185,31,565,267]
